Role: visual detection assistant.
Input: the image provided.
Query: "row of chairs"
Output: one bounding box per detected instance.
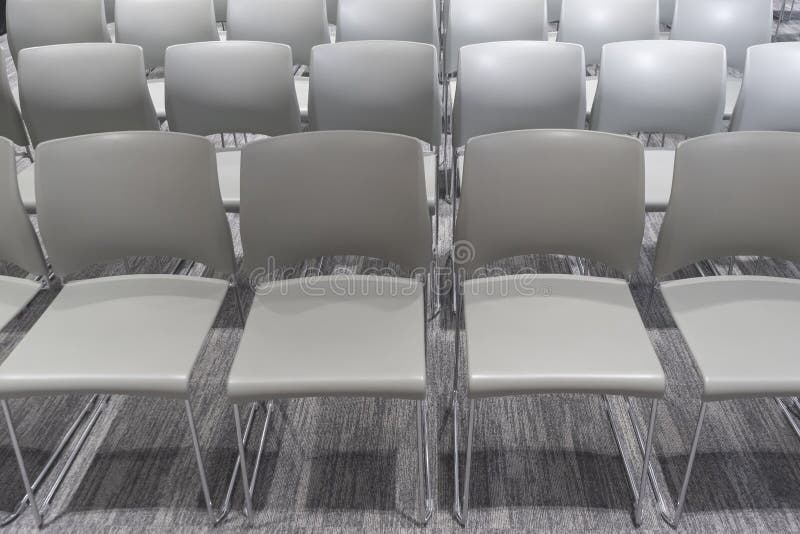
[2,128,800,529]
[4,39,799,216]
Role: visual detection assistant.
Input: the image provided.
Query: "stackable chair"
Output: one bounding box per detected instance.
[226,130,434,524]
[670,0,772,119]
[557,0,659,116]
[165,41,302,211]
[0,131,239,528]
[116,0,220,119]
[451,129,665,526]
[643,131,800,527]
[5,0,111,66]
[15,43,160,212]
[0,49,32,157]
[591,40,726,211]
[337,0,439,47]
[729,43,800,132]
[226,0,330,119]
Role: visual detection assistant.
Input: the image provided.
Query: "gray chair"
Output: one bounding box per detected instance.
[226,130,433,524]
[116,0,220,119]
[6,0,111,65]
[0,131,238,528]
[165,41,302,211]
[16,43,160,213]
[451,129,665,526]
[557,0,659,116]
[643,131,800,528]
[730,43,800,132]
[0,49,31,154]
[226,0,330,119]
[591,40,726,211]
[337,0,439,47]
[670,0,773,119]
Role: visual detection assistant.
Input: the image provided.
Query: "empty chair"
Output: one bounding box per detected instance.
[16,43,160,212]
[337,0,439,47]
[226,0,330,119]
[116,0,220,119]
[0,49,31,153]
[670,0,772,119]
[557,0,659,115]
[730,43,800,132]
[226,130,433,524]
[645,131,800,527]
[591,40,726,211]
[0,131,237,528]
[165,41,302,210]
[6,0,111,65]
[451,129,664,526]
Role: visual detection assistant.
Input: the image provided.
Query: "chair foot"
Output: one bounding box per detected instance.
[416,401,434,525]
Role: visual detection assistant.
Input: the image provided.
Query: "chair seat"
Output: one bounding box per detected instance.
[725,76,742,120]
[585,76,598,118]
[463,274,665,398]
[661,276,800,401]
[295,76,309,120]
[227,275,427,402]
[147,78,166,120]
[0,276,41,332]
[0,275,229,399]
[216,149,241,212]
[17,163,36,213]
[644,148,675,212]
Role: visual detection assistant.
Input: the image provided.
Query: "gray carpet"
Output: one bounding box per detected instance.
[4,8,800,533]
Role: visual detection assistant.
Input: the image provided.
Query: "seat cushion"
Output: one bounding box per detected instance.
[463,274,665,399]
[17,163,36,213]
[295,76,309,120]
[585,76,598,118]
[227,275,427,402]
[661,276,800,401]
[644,148,675,212]
[725,76,742,120]
[147,79,166,121]
[0,276,41,333]
[0,275,229,399]
[216,149,241,212]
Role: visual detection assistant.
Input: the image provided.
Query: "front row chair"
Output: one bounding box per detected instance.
[451,129,666,526]
[0,131,238,527]
[643,131,800,527]
[226,131,435,524]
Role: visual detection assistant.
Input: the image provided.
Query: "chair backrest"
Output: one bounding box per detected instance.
[453,41,585,148]
[240,131,431,274]
[548,0,562,22]
[660,0,675,25]
[445,0,547,74]
[730,43,800,133]
[0,138,47,276]
[337,0,439,47]
[116,0,219,70]
[214,0,226,21]
[166,41,301,137]
[35,131,236,277]
[0,49,30,148]
[309,41,441,147]
[654,132,800,279]
[227,0,330,67]
[557,0,659,66]
[455,129,645,277]
[18,43,160,148]
[670,0,772,71]
[6,0,111,65]
[591,40,725,137]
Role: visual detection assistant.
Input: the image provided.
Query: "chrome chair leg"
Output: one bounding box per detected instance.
[184,400,215,524]
[232,404,255,522]
[634,399,659,525]
[214,402,259,524]
[416,400,434,524]
[665,402,707,527]
[1,400,43,528]
[248,401,274,496]
[453,398,475,526]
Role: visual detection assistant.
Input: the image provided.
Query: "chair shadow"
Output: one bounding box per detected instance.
[0,446,51,514]
[303,452,397,512]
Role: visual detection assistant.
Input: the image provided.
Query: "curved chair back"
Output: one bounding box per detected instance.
[591,40,725,137]
[455,130,645,277]
[730,43,800,132]
[337,0,439,47]
[660,0,675,25]
[548,0,562,22]
[18,43,160,148]
[557,0,659,66]
[453,41,585,148]
[166,41,301,137]
[35,131,235,277]
[0,139,46,276]
[227,0,330,67]
[6,0,111,65]
[116,0,219,70]
[445,0,547,74]
[0,49,30,148]
[654,132,800,278]
[309,41,441,147]
[670,0,772,71]
[240,131,431,273]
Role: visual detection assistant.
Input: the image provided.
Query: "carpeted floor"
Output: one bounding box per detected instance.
[4,7,800,533]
